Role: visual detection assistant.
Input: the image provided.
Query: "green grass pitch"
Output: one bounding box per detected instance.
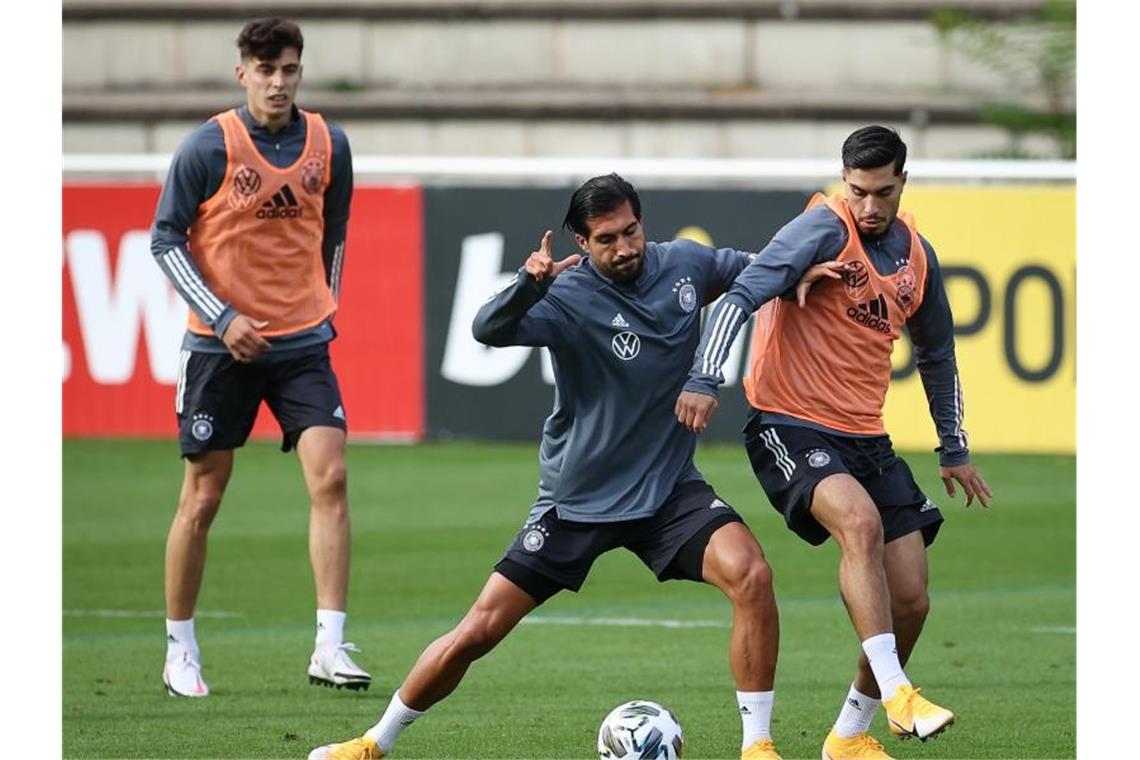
[63,440,1074,759]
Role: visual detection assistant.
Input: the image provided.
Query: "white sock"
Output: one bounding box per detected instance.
[365,691,425,752]
[861,633,910,699]
[316,609,346,647]
[166,618,198,657]
[737,690,774,747]
[833,684,880,738]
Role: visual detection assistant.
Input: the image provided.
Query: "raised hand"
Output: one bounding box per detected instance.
[525,230,581,281]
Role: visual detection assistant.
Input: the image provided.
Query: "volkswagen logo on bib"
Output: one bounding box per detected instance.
[611,331,641,361]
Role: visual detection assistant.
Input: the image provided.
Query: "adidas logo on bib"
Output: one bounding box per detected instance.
[257,184,303,219]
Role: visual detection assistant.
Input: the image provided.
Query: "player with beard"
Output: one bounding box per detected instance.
[675,126,992,759]
[309,174,786,760]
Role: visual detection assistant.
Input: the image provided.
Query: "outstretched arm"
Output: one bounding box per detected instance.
[676,209,845,433]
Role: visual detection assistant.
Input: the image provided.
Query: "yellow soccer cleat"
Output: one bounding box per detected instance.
[882,684,954,741]
[306,736,385,760]
[822,728,895,759]
[742,738,783,759]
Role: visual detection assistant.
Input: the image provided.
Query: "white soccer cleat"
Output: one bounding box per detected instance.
[308,641,372,691]
[163,645,209,697]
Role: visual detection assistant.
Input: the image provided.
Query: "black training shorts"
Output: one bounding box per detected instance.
[495,480,745,605]
[175,344,347,456]
[743,412,942,547]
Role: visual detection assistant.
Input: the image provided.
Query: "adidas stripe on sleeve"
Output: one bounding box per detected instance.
[158,245,230,327]
[328,240,346,303]
[684,294,751,395]
[683,209,844,396]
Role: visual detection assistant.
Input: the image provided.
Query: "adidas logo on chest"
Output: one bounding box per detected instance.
[845,294,892,334]
[256,184,303,219]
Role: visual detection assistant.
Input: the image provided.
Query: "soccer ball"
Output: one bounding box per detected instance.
[597,699,684,759]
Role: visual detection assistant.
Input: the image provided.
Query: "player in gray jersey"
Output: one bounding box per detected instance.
[309,175,785,760]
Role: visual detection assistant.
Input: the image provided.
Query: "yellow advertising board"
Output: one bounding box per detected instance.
[879,185,1075,454]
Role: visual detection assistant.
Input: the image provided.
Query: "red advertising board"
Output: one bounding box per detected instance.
[62,185,423,440]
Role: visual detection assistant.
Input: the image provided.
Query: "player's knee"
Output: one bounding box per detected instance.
[739,558,774,605]
[835,504,883,558]
[178,490,223,531]
[718,553,774,606]
[311,460,348,504]
[892,588,930,626]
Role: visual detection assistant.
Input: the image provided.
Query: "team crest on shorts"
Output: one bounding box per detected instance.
[673,276,697,313]
[190,413,215,442]
[522,525,549,552]
[806,449,831,468]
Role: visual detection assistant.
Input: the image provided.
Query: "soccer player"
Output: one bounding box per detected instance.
[150,18,370,697]
[675,126,992,759]
[309,174,784,760]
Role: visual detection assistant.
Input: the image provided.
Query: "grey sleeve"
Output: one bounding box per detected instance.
[150,122,237,338]
[908,238,971,466]
[698,241,754,301]
[472,268,567,348]
[322,123,353,304]
[683,208,845,396]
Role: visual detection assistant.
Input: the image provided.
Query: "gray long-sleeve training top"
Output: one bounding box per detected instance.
[473,238,752,523]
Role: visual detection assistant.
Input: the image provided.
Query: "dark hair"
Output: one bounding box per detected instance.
[562,173,642,238]
[842,125,907,175]
[237,18,304,61]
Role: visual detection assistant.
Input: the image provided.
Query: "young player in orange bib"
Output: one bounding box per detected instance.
[676,126,993,759]
[150,18,370,698]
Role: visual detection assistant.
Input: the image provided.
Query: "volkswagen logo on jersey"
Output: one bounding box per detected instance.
[842,261,870,300]
[227,165,261,211]
[611,331,641,361]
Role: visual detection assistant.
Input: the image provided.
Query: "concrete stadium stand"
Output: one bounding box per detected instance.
[62,0,1070,159]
